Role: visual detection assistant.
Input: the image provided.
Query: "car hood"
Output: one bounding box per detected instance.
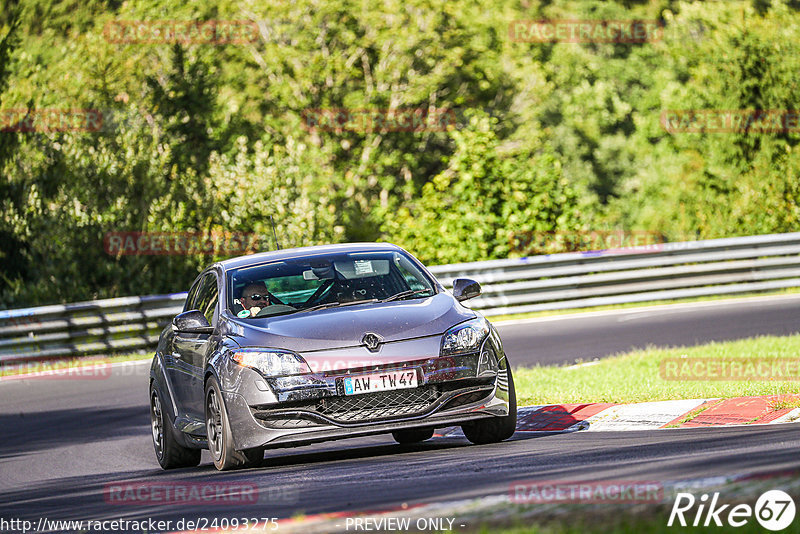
[223,293,475,352]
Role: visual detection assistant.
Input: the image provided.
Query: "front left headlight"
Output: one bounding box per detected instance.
[231,348,311,377]
[441,317,490,356]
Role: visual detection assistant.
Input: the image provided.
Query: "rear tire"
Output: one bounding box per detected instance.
[150,383,201,470]
[205,376,263,471]
[462,366,517,445]
[392,427,435,444]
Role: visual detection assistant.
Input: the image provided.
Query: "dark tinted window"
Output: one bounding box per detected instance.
[183,277,202,312]
[195,273,219,325]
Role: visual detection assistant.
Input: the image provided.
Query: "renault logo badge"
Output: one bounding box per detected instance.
[362,332,383,352]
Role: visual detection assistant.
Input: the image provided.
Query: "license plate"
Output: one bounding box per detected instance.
[343,369,419,396]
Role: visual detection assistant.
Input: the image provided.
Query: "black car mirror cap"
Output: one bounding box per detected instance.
[172,310,214,334]
[452,278,481,302]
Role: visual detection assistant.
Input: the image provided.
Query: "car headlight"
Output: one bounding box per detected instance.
[231,349,311,377]
[441,317,490,356]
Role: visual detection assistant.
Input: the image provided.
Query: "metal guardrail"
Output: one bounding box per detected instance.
[428,232,800,315]
[0,294,187,363]
[2,232,800,363]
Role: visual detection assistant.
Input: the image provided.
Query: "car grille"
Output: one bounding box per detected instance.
[252,378,495,427]
[316,387,440,423]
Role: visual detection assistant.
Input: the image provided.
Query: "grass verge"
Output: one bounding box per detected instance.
[513,334,800,406]
[468,514,776,534]
[445,471,800,534]
[467,509,787,534]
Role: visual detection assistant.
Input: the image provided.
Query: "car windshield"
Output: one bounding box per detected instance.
[227,250,436,318]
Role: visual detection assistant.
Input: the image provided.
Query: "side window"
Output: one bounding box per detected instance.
[184,277,202,312]
[195,273,219,325]
[204,287,219,326]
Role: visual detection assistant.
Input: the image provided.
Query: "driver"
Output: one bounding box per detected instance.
[240,282,272,315]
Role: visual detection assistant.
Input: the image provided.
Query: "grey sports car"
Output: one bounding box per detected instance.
[149,243,516,470]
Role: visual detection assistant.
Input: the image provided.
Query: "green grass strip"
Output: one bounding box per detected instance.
[514,334,800,406]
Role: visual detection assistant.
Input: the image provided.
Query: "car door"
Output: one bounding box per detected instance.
[172,271,219,430]
[162,275,201,432]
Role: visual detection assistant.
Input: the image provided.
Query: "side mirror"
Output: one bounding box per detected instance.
[452,278,482,302]
[172,310,214,334]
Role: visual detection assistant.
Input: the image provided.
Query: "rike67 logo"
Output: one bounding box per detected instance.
[668,490,796,531]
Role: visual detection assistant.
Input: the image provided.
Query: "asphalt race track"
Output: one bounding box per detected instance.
[2,295,799,531]
[498,294,800,366]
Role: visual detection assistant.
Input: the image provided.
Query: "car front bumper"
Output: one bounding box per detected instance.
[221,351,512,451]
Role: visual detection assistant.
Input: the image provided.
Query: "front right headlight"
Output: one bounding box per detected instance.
[231,348,311,377]
[440,317,490,356]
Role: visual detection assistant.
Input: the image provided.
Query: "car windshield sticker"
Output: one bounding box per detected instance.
[237,309,251,318]
[334,259,389,279]
[354,260,374,275]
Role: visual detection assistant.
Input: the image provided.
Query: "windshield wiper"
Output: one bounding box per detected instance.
[381,289,433,302]
[297,299,379,313]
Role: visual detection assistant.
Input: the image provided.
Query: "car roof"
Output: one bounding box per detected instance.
[217,242,406,272]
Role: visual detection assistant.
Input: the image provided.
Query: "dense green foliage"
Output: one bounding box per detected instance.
[0,0,798,307]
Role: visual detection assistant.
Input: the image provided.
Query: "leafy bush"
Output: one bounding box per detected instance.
[1,0,799,307]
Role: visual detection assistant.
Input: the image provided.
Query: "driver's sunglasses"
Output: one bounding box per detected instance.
[245,294,269,301]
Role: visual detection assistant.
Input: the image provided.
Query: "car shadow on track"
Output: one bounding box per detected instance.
[0,405,149,457]
[258,441,471,469]
[240,428,558,472]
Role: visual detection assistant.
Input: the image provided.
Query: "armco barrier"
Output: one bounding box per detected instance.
[2,232,800,363]
[0,294,186,363]
[427,232,800,315]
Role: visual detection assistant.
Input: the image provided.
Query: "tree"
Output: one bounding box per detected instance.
[385,112,584,264]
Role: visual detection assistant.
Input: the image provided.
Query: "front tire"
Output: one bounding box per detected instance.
[392,427,435,444]
[150,383,201,470]
[205,377,263,471]
[462,366,517,445]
